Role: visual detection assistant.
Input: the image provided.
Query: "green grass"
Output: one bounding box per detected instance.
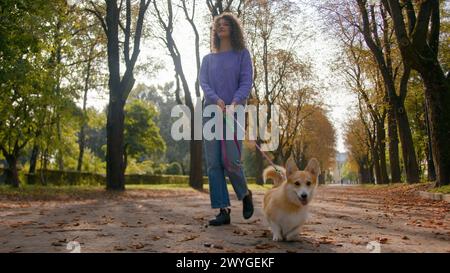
[0,182,273,201]
[126,184,192,190]
[429,185,450,194]
[128,183,273,191]
[0,184,105,200]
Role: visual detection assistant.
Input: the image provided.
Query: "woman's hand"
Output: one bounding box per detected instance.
[217,99,226,112]
[228,101,238,114]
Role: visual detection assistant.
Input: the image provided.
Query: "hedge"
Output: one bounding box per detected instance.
[23,170,194,185]
[9,169,259,186]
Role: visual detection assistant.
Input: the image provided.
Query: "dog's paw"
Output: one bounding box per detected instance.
[272,234,283,242]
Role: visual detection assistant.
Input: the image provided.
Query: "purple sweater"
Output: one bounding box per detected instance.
[199,48,253,106]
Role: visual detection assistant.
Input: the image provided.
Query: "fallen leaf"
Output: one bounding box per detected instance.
[319,236,335,244]
[130,243,145,250]
[113,246,127,251]
[178,235,199,242]
[255,243,276,250]
[233,229,248,236]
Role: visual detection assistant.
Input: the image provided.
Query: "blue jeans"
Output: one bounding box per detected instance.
[203,111,249,209]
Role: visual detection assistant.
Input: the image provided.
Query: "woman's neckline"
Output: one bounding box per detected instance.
[213,49,235,55]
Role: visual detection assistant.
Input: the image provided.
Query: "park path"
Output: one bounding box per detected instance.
[0,184,449,253]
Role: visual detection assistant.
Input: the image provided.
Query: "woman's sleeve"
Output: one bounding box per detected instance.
[232,49,253,104]
[199,55,220,104]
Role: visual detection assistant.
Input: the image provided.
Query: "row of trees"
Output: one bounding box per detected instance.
[0,0,163,187]
[322,0,449,186]
[1,0,337,190]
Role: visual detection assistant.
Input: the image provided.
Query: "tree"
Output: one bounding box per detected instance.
[70,8,108,172]
[321,2,392,184]
[206,0,244,17]
[130,83,190,173]
[356,0,419,183]
[86,0,151,191]
[275,84,316,165]
[151,0,204,189]
[243,0,309,184]
[336,30,390,184]
[124,100,166,171]
[345,117,374,183]
[382,0,450,187]
[292,105,336,184]
[0,0,72,186]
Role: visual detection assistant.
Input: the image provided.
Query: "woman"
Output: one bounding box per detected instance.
[199,13,254,226]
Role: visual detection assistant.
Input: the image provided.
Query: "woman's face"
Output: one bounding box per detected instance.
[216,18,231,39]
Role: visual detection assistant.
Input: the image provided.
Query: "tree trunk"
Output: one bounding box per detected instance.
[422,68,450,187]
[41,148,49,185]
[318,173,325,185]
[255,138,264,185]
[106,98,126,191]
[387,107,401,182]
[77,51,92,172]
[123,143,129,174]
[105,0,124,191]
[254,103,264,185]
[4,154,19,187]
[371,144,382,185]
[395,102,420,183]
[77,124,86,172]
[425,103,436,182]
[29,144,39,174]
[369,162,375,184]
[56,116,64,171]
[426,143,436,182]
[376,122,389,184]
[189,139,203,190]
[359,162,371,184]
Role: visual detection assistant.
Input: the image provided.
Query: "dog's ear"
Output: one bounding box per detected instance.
[305,158,321,178]
[286,157,299,177]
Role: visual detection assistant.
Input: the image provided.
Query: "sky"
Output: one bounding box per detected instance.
[83,1,358,154]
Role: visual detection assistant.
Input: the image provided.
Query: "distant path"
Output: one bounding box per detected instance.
[0,184,449,253]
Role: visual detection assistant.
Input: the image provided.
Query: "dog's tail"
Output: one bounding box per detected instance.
[263,165,286,188]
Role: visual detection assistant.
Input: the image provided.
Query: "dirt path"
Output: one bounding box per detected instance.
[1,185,449,253]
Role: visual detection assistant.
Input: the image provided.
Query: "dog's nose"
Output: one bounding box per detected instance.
[301,193,308,199]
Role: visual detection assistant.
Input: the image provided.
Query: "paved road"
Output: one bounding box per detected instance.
[0,185,449,253]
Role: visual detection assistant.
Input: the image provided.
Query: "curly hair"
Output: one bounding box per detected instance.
[212,12,246,52]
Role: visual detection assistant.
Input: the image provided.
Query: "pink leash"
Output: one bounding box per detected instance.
[222,109,285,180]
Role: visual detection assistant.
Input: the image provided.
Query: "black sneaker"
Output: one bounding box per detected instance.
[209,208,231,226]
[242,190,254,220]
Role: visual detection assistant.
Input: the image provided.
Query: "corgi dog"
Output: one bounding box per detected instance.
[262,157,321,241]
